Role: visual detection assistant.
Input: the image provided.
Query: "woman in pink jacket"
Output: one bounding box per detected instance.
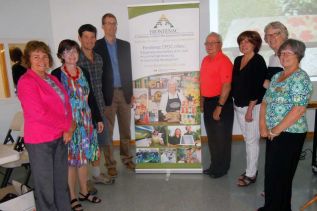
[18,40,75,211]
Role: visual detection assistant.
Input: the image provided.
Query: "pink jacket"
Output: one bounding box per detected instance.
[18,69,73,144]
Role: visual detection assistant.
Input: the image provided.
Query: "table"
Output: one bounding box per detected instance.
[0,145,20,166]
[307,101,317,174]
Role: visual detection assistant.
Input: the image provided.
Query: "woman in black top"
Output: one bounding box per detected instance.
[231,31,267,187]
[168,128,182,146]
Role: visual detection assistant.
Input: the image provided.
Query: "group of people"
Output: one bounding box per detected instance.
[17,13,134,211]
[15,11,312,211]
[201,21,312,211]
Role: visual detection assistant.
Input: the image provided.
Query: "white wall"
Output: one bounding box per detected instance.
[0,0,54,141]
[0,0,210,141]
[0,0,315,142]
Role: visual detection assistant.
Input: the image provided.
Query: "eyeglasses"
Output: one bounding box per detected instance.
[63,49,78,56]
[278,50,295,57]
[264,31,281,40]
[104,22,117,26]
[204,41,220,46]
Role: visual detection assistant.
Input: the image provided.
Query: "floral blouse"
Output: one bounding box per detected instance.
[264,68,313,133]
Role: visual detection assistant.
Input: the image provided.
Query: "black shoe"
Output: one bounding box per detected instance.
[203,168,212,175]
[209,172,227,178]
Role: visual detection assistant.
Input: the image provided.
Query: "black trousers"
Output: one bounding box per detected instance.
[26,137,71,211]
[260,132,306,211]
[203,96,234,176]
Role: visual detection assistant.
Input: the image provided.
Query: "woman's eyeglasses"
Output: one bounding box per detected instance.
[264,31,281,40]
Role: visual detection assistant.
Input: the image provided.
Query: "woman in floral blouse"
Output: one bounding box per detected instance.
[52,39,103,211]
[258,39,312,211]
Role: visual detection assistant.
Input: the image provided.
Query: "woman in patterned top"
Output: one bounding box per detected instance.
[52,39,103,211]
[258,39,313,211]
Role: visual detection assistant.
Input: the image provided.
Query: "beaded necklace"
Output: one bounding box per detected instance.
[63,65,80,80]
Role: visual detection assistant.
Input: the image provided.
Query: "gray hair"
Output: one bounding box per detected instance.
[278,39,306,62]
[264,21,289,41]
[206,32,222,43]
[167,78,178,86]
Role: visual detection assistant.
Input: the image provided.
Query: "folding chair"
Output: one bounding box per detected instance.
[3,111,24,145]
[1,111,30,188]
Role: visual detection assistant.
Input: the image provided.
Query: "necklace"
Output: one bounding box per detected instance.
[63,65,80,80]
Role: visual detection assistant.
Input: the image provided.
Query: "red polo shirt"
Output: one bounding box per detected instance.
[200,51,233,97]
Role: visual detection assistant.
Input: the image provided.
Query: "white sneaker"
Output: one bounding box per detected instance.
[92,173,114,185]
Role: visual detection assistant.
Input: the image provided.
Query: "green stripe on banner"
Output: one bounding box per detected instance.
[137,163,201,169]
[128,3,199,19]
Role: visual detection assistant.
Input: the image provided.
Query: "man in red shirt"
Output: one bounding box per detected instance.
[200,32,234,178]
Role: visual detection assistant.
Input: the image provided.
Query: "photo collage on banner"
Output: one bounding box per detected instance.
[128,2,201,173]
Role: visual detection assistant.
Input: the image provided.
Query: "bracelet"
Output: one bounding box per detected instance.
[217,102,224,107]
[269,130,279,136]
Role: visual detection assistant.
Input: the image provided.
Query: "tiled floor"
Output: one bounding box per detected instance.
[4,140,317,211]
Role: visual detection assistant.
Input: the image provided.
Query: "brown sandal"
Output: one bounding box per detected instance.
[238,172,246,180]
[237,175,257,187]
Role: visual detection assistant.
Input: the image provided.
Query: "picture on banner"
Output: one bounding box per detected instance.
[134,71,200,125]
[136,148,160,164]
[135,125,201,148]
[135,125,201,167]
[136,147,201,165]
[177,147,201,164]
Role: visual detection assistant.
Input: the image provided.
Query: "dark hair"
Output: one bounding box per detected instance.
[78,24,97,37]
[237,31,262,54]
[9,47,23,63]
[57,39,80,64]
[277,39,306,62]
[23,40,53,68]
[102,13,117,25]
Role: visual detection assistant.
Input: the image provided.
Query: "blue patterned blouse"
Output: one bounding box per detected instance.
[264,68,313,133]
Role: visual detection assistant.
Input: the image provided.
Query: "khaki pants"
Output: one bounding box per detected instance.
[103,89,133,167]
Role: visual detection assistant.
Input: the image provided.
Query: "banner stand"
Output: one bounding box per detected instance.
[128,2,201,174]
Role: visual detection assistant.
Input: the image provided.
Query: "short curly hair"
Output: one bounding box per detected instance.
[56,39,80,64]
[264,21,289,43]
[237,31,262,54]
[277,39,306,62]
[23,40,53,68]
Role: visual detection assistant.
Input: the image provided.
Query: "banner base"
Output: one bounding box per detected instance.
[135,168,202,174]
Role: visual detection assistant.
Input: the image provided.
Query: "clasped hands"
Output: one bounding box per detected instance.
[260,127,280,141]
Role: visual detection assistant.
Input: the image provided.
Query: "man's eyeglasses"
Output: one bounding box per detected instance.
[204,41,220,46]
[104,22,117,26]
[264,31,281,40]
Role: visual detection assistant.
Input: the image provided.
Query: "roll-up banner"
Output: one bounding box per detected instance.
[128,2,201,173]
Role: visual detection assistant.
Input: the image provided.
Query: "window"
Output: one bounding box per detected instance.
[210,0,317,79]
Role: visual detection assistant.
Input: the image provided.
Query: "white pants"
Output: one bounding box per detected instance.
[234,104,261,177]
